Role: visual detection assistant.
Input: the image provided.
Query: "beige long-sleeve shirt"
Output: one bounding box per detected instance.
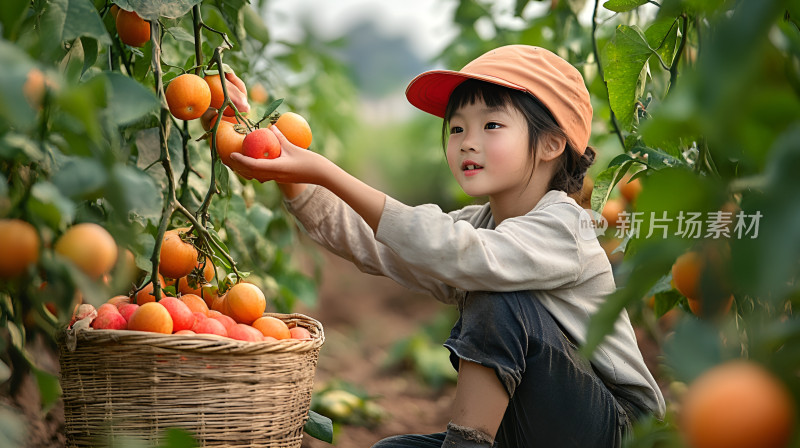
[285,184,666,418]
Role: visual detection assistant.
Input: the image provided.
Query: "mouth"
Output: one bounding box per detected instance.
[461,161,484,173]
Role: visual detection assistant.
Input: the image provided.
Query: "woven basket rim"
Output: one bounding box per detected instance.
[58,312,325,356]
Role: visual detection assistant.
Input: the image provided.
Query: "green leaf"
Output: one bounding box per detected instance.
[246,203,274,235]
[212,0,248,45]
[644,18,680,67]
[134,232,155,272]
[260,98,284,122]
[33,368,62,412]
[590,158,639,213]
[165,26,195,44]
[276,270,318,309]
[6,321,25,355]
[62,0,112,45]
[28,182,76,229]
[105,72,159,125]
[603,0,649,12]
[56,74,108,144]
[80,36,100,76]
[0,133,46,163]
[514,0,530,16]
[0,41,38,129]
[207,228,233,271]
[114,0,204,20]
[413,342,458,389]
[0,173,6,202]
[634,167,723,234]
[304,410,334,443]
[608,153,634,168]
[51,156,108,200]
[644,273,673,298]
[601,25,653,130]
[0,0,29,40]
[241,3,269,45]
[663,318,724,383]
[653,289,681,318]
[134,127,184,193]
[736,125,800,301]
[156,427,199,448]
[107,164,164,226]
[583,239,683,357]
[132,42,153,80]
[628,144,684,170]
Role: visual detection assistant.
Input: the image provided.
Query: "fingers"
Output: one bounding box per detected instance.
[228,153,260,180]
[269,125,294,149]
[229,152,259,170]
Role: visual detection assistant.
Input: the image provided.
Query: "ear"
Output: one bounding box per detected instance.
[537,133,566,162]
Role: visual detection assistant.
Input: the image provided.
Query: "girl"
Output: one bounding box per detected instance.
[229,45,665,448]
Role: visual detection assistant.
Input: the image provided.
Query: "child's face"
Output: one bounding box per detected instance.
[446,99,534,200]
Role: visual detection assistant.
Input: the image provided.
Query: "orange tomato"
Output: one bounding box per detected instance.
[165,74,212,121]
[274,112,312,149]
[224,283,266,325]
[116,9,150,47]
[0,219,40,278]
[211,121,246,166]
[159,229,198,279]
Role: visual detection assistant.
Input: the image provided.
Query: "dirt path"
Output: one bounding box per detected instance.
[295,242,457,448]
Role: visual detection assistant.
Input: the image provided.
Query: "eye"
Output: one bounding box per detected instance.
[450,126,463,134]
[485,122,502,130]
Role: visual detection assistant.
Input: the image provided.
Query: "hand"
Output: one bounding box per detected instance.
[231,125,387,233]
[227,125,330,185]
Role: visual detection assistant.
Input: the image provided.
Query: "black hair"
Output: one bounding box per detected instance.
[442,79,595,195]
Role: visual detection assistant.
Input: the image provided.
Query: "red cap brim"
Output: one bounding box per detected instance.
[405,70,528,118]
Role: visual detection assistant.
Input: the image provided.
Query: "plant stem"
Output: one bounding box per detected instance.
[149,19,175,303]
[176,118,202,199]
[197,47,239,224]
[592,0,626,149]
[192,5,203,76]
[669,14,689,95]
[173,202,242,279]
[201,23,234,49]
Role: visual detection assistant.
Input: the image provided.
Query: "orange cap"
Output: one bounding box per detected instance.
[405,45,592,153]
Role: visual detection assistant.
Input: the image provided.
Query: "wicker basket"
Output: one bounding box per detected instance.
[57,313,324,448]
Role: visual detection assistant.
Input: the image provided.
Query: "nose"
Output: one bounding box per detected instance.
[460,129,479,152]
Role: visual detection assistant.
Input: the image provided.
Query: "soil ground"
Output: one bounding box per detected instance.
[295,246,456,448]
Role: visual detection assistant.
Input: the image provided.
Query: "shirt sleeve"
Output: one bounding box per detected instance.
[375,195,582,292]
[284,185,458,303]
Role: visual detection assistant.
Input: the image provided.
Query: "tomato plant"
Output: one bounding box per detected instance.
[0,0,332,444]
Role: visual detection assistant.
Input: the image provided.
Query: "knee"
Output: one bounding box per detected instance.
[370,435,418,448]
[370,439,392,448]
[370,437,395,448]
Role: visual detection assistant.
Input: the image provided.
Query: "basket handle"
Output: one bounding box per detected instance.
[63,317,93,352]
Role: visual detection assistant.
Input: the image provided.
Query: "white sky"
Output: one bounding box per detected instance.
[264,0,459,60]
[263,0,639,60]
[260,0,598,60]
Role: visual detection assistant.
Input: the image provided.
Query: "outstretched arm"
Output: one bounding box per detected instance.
[228,126,386,233]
